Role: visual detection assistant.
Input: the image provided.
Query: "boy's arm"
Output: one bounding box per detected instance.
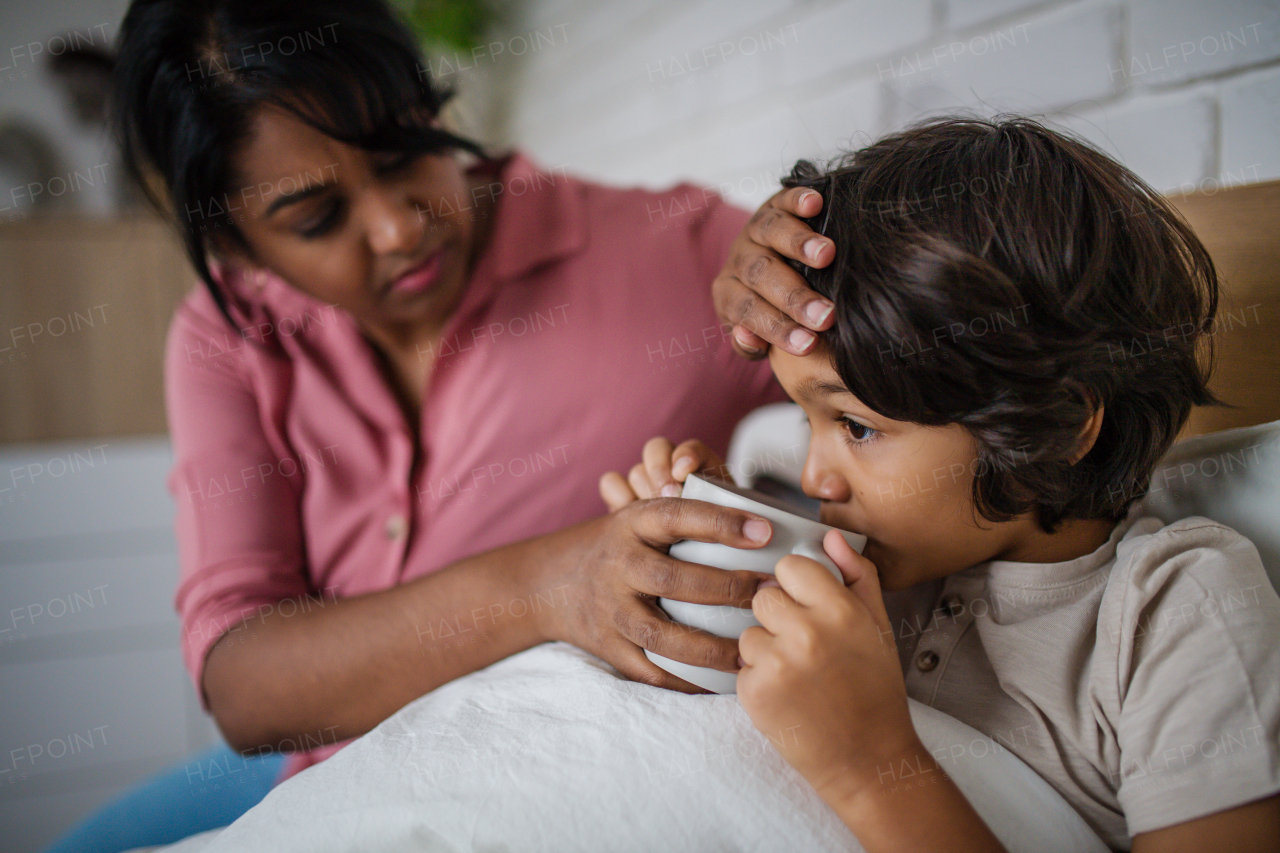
[736,532,1007,852]
[1130,791,1280,852]
[818,738,1005,853]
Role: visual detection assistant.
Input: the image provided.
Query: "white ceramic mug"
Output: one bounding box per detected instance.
[644,473,868,694]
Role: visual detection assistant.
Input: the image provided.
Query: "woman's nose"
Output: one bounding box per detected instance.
[801,447,851,503]
[362,187,420,256]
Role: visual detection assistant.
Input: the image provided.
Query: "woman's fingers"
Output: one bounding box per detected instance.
[613,599,744,674]
[720,278,814,355]
[629,496,772,552]
[605,638,713,694]
[712,186,837,358]
[757,186,832,265]
[641,554,768,609]
[598,471,638,512]
[618,499,774,607]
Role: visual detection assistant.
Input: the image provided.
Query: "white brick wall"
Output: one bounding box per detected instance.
[1127,0,1280,85]
[474,0,1280,209]
[1221,64,1280,183]
[885,1,1124,125]
[1056,86,1218,193]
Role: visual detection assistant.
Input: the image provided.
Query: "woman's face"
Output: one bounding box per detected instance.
[768,345,1084,590]
[220,106,481,348]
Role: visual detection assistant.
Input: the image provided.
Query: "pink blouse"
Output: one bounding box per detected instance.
[164,152,786,780]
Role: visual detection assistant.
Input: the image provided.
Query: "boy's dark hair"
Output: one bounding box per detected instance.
[784,115,1220,532]
[112,0,483,333]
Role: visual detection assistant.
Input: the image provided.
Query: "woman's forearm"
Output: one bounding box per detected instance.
[202,518,589,753]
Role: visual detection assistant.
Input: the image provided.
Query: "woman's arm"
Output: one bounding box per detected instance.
[204,499,777,753]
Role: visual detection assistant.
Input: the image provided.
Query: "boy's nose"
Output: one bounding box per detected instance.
[801,456,851,503]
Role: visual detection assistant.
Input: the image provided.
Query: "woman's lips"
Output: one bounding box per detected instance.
[386,247,445,296]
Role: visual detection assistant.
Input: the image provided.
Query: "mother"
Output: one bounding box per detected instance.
[62,0,834,846]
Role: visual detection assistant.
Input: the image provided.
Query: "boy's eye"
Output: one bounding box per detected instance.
[839,415,878,443]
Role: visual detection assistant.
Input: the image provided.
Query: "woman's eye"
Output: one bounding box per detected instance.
[373,151,419,173]
[839,415,878,443]
[297,202,342,239]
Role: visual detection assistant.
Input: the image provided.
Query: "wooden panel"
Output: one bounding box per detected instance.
[0,182,1276,444]
[1168,179,1280,437]
[0,215,194,443]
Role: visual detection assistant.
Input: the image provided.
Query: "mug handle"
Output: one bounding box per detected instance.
[788,540,844,583]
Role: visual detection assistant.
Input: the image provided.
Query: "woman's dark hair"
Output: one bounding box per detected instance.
[112,0,483,332]
[784,115,1220,532]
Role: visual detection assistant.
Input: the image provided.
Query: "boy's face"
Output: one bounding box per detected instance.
[768,345,1040,590]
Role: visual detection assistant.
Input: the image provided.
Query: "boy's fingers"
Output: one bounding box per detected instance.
[628,463,657,500]
[751,583,803,634]
[599,471,637,512]
[671,439,726,482]
[737,624,772,665]
[773,553,844,608]
[823,529,867,585]
[824,530,892,632]
[642,436,678,496]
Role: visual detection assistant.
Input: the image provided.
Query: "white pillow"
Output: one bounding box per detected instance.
[1135,419,1280,592]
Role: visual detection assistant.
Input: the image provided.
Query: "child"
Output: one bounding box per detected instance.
[603,116,1280,852]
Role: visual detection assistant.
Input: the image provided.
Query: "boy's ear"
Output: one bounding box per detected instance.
[1070,402,1105,464]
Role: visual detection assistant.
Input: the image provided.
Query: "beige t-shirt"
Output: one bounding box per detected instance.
[883,506,1280,850]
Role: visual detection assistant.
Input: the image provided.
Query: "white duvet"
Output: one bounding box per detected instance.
[150,643,1107,853]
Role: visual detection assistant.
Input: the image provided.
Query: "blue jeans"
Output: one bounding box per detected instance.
[42,744,285,853]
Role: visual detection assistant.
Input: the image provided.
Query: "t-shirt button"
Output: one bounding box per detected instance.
[384,513,407,540]
[915,650,940,672]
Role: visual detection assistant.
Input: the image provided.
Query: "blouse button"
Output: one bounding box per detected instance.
[915,650,940,672]
[940,594,964,618]
[384,513,407,540]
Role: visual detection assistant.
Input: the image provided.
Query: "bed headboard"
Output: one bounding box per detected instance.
[1168,178,1280,437]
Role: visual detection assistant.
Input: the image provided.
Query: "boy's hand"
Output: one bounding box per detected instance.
[737,529,920,803]
[599,437,731,512]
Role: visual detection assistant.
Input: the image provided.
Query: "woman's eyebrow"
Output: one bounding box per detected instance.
[264,183,331,217]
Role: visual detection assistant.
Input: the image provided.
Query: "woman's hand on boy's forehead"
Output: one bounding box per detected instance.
[714,187,836,359]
